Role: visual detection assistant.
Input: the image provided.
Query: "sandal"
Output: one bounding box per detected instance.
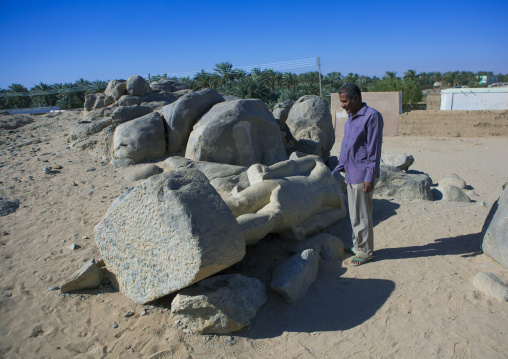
[350,256,373,266]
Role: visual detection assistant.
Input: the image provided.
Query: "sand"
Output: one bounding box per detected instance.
[1,112,507,359]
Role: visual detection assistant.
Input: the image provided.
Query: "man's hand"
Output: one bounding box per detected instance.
[363,181,374,193]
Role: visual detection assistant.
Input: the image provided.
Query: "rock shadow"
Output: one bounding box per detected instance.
[375,232,483,261]
[237,262,395,338]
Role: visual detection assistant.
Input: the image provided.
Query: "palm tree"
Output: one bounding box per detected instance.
[30,82,56,107]
[283,72,298,90]
[194,70,213,90]
[4,83,30,109]
[212,61,236,88]
[403,69,418,81]
[384,71,398,79]
[56,82,85,109]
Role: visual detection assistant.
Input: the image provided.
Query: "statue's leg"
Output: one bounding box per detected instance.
[237,209,283,245]
[224,182,278,217]
[279,206,347,242]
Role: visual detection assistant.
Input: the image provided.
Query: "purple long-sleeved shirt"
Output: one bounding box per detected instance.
[333,103,383,184]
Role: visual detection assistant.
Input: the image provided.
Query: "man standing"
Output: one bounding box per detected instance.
[333,83,383,266]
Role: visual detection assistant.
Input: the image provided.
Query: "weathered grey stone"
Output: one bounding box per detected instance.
[186,99,288,167]
[171,274,266,334]
[113,112,166,163]
[94,169,246,304]
[482,185,508,268]
[162,157,250,196]
[381,151,415,171]
[272,100,294,128]
[118,93,178,107]
[286,95,335,161]
[60,258,103,293]
[439,174,467,189]
[123,164,161,182]
[126,75,151,96]
[0,198,19,216]
[473,272,508,302]
[375,165,434,201]
[105,80,127,101]
[270,249,319,303]
[82,106,116,123]
[171,82,190,92]
[69,125,114,162]
[296,233,345,262]
[111,105,153,125]
[150,79,174,93]
[160,88,224,153]
[68,117,113,141]
[111,158,136,168]
[433,185,471,202]
[93,94,107,109]
[84,94,97,111]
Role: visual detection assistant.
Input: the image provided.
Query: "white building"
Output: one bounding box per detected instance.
[440,88,508,110]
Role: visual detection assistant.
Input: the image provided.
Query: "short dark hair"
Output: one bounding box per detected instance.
[339,83,362,102]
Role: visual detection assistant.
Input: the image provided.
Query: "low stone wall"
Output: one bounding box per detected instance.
[398,110,508,137]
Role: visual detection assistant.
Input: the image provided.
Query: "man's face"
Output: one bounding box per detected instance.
[339,93,361,115]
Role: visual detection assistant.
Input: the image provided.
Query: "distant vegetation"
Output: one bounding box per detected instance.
[1,62,506,111]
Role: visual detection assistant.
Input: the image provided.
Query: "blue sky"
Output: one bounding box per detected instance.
[1,0,507,89]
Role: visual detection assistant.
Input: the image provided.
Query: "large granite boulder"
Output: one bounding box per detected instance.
[375,165,433,201]
[126,75,151,96]
[473,272,508,302]
[105,80,127,101]
[68,117,113,142]
[185,99,287,167]
[272,100,294,128]
[150,79,189,93]
[433,174,471,202]
[381,151,414,171]
[162,157,249,195]
[160,88,224,153]
[70,125,115,162]
[113,112,166,163]
[270,249,319,303]
[286,95,335,161]
[171,274,266,334]
[94,169,246,304]
[482,184,508,268]
[111,105,153,125]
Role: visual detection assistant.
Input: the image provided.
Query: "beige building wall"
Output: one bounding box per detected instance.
[331,91,402,138]
[425,93,441,110]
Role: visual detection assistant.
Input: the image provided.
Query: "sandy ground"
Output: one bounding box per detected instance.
[1,112,508,359]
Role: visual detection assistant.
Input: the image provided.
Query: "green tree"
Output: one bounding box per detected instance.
[4,83,30,109]
[194,70,214,90]
[30,82,56,107]
[211,61,237,88]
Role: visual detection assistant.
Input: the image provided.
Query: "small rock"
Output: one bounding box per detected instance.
[140,310,147,316]
[53,165,63,170]
[82,235,89,239]
[47,286,59,291]
[43,166,52,174]
[71,182,77,186]
[69,243,80,251]
[112,322,118,328]
[86,167,96,172]
[124,311,134,318]
[71,234,78,240]
[2,231,8,236]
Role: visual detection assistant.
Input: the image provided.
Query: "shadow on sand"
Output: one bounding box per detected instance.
[238,261,395,339]
[375,232,483,261]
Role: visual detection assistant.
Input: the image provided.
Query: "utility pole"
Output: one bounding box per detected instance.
[317,57,322,97]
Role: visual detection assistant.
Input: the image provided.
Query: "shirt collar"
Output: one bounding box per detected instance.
[350,102,368,119]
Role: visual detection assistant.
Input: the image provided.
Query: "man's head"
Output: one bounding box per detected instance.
[339,83,363,115]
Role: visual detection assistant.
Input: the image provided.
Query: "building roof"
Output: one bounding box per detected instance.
[441,88,508,94]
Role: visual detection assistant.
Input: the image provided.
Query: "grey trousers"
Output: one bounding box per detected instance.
[347,182,375,259]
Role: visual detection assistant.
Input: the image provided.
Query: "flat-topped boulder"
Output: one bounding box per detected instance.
[94,169,246,304]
